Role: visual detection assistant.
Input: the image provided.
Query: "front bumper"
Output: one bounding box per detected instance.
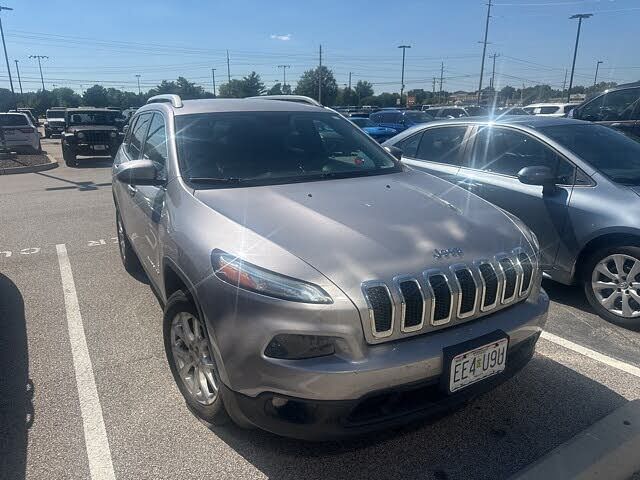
[67,142,117,156]
[221,330,540,440]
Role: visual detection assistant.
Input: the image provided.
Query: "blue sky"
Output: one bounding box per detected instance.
[3,0,639,94]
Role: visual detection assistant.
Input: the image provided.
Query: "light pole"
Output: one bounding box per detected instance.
[477,0,493,104]
[135,74,141,95]
[211,68,216,97]
[593,60,603,86]
[567,13,593,102]
[14,59,22,95]
[277,64,290,92]
[0,6,15,95]
[398,45,411,106]
[29,55,48,91]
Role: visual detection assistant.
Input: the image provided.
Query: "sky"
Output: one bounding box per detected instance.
[2,0,639,95]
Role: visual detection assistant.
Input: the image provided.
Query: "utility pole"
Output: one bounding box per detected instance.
[211,68,217,97]
[489,53,500,90]
[439,62,444,103]
[277,64,290,90]
[134,74,141,95]
[562,69,568,93]
[397,45,411,106]
[0,6,14,95]
[521,82,525,105]
[348,71,352,90]
[432,77,436,97]
[318,44,322,104]
[567,13,593,102]
[226,50,231,83]
[477,0,493,104]
[14,59,22,95]
[29,55,48,91]
[593,60,603,86]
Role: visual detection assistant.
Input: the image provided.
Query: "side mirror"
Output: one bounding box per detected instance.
[115,159,164,186]
[517,166,556,187]
[384,145,403,161]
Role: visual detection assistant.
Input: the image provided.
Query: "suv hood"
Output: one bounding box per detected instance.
[194,169,531,298]
[67,125,118,132]
[46,119,65,124]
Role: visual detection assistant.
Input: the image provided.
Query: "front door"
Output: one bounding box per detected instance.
[457,126,575,271]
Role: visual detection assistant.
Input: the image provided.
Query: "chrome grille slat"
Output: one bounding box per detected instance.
[361,249,537,341]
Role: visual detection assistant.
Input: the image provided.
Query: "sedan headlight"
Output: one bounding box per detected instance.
[76,131,85,139]
[211,250,333,304]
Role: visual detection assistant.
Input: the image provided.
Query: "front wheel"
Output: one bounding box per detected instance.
[62,145,76,166]
[584,245,640,330]
[163,291,229,426]
[116,210,141,274]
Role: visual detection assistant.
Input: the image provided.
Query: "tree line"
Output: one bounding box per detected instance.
[0,66,632,116]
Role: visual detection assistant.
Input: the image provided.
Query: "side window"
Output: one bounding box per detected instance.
[539,106,560,114]
[395,132,423,158]
[127,113,152,159]
[370,113,381,124]
[581,88,640,121]
[142,113,168,172]
[415,126,468,165]
[471,127,575,181]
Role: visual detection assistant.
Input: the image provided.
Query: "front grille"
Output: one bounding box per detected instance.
[361,248,536,342]
[363,284,393,336]
[428,274,451,323]
[83,130,111,143]
[399,280,424,330]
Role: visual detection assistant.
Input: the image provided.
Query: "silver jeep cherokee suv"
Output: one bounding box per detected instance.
[112,94,548,439]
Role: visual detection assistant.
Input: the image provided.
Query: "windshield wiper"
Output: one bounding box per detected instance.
[187,177,243,185]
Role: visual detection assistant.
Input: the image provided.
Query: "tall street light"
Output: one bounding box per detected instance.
[135,74,141,95]
[398,45,411,106]
[14,59,22,95]
[0,5,15,95]
[29,55,48,91]
[593,60,603,86]
[567,13,593,102]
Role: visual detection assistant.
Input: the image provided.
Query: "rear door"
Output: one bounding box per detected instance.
[577,87,640,136]
[398,125,472,185]
[457,126,575,270]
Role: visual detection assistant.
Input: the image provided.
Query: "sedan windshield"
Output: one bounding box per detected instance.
[175,111,400,186]
[351,117,375,128]
[68,111,118,125]
[539,123,640,185]
[404,111,433,123]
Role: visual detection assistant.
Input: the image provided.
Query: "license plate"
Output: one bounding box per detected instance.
[449,338,508,392]
[93,145,107,151]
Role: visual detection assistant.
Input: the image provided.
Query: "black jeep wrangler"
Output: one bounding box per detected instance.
[61,108,123,166]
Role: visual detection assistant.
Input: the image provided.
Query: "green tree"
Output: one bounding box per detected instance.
[500,85,516,103]
[0,88,15,111]
[354,80,374,102]
[219,71,265,98]
[52,87,81,107]
[294,66,338,105]
[267,82,283,95]
[147,76,212,100]
[407,88,428,104]
[82,85,110,107]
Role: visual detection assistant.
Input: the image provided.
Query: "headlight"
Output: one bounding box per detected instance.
[110,131,117,138]
[76,132,85,139]
[211,250,333,304]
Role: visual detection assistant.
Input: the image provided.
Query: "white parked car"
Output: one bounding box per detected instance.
[0,112,42,154]
[522,103,580,117]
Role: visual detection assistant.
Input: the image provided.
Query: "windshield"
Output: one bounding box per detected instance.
[0,114,29,126]
[67,111,118,126]
[540,123,640,185]
[47,110,65,119]
[175,111,400,186]
[351,117,375,127]
[404,111,433,123]
[465,106,488,116]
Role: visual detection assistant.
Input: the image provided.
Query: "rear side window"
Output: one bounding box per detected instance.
[0,114,29,126]
[142,113,168,170]
[539,106,560,114]
[415,126,468,165]
[395,132,423,158]
[127,113,152,159]
[442,108,466,118]
[580,88,640,121]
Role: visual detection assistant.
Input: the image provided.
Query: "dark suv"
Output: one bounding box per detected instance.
[570,84,640,137]
[61,108,122,166]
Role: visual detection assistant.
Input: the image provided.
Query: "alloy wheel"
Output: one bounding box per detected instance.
[170,312,218,405]
[591,254,640,318]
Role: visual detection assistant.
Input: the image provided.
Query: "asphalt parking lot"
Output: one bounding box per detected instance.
[1,137,639,480]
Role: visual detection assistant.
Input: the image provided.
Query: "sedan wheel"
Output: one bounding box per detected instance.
[591,254,640,318]
[170,312,218,406]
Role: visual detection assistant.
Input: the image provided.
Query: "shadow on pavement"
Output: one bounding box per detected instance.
[35,169,112,192]
[0,273,33,480]
[542,279,594,316]
[71,158,114,169]
[208,355,627,480]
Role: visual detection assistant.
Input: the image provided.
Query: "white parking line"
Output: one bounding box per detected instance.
[56,244,116,480]
[541,331,640,379]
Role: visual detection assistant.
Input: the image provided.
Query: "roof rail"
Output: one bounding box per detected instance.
[146,94,183,108]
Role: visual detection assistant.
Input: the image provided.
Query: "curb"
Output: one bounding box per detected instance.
[510,399,640,480]
[0,153,58,175]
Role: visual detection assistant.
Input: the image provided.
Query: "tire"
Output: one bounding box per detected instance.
[62,145,76,166]
[115,210,142,274]
[583,245,640,330]
[44,129,51,139]
[163,290,229,426]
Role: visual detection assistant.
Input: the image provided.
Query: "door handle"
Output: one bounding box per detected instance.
[126,184,137,197]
